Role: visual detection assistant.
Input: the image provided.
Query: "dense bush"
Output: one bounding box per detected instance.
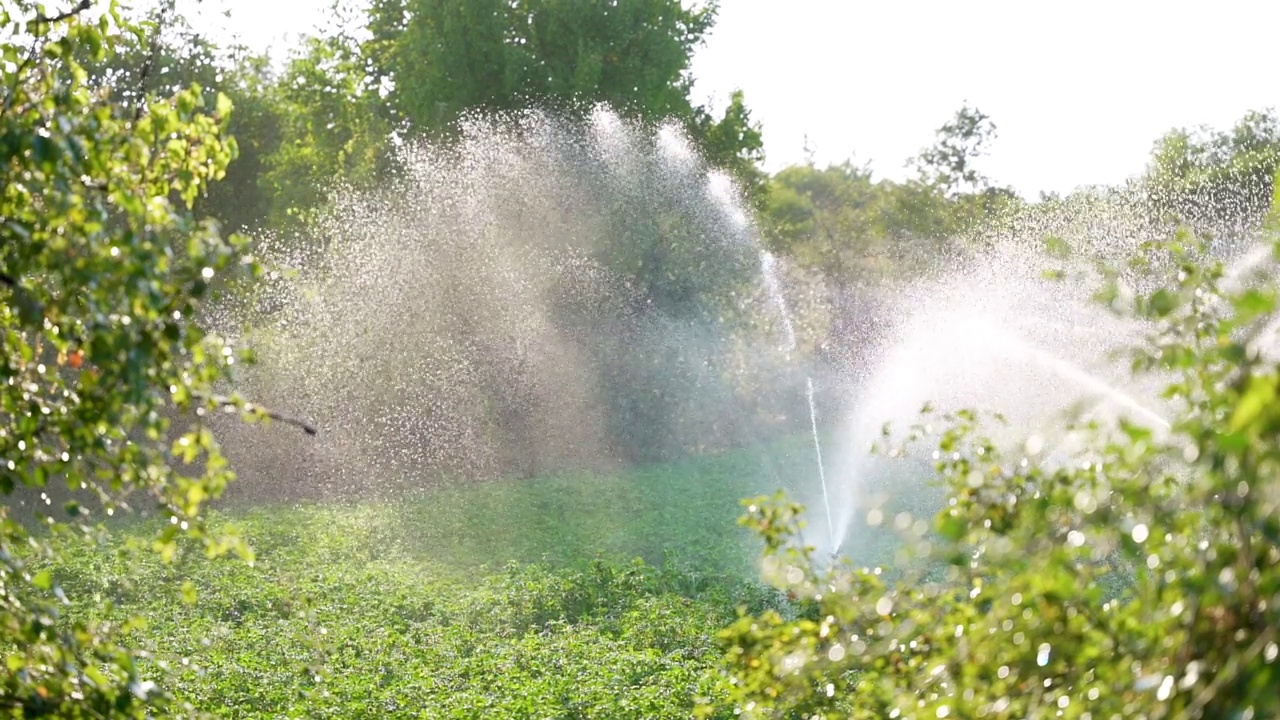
[711,202,1280,717]
[0,2,277,715]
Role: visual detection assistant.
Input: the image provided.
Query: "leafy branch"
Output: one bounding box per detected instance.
[33,0,92,25]
[198,392,319,436]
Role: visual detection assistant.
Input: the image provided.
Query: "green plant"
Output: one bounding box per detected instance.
[1,1,279,715]
[42,463,796,719]
[710,196,1280,718]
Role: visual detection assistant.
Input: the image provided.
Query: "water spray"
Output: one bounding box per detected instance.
[758,251,838,555]
[806,377,836,555]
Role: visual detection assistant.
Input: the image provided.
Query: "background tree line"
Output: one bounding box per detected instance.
[82,1,1280,306]
[74,0,1280,481]
[94,0,1280,293]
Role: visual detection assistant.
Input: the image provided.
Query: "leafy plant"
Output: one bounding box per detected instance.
[0,1,289,715]
[710,185,1280,718]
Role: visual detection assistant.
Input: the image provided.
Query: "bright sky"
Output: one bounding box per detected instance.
[192,0,1280,199]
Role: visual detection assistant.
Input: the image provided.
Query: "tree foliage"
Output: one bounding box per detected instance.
[909,102,1000,198]
[763,104,1021,289]
[77,4,282,233]
[692,89,766,207]
[366,0,715,131]
[1,1,271,714]
[710,185,1280,718]
[1145,109,1280,230]
[259,32,392,228]
[362,0,765,199]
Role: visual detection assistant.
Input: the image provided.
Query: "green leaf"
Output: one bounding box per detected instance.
[32,570,53,591]
[1229,375,1277,433]
[937,513,967,542]
[1042,234,1071,258]
[1147,288,1178,317]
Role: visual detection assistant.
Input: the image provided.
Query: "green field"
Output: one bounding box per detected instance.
[46,436,868,718]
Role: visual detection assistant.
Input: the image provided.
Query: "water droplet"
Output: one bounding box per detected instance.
[1024,435,1045,455]
[875,596,893,616]
[1132,524,1149,543]
[1156,675,1174,701]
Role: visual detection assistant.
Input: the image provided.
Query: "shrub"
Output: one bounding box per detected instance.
[1,3,276,715]
[710,193,1280,718]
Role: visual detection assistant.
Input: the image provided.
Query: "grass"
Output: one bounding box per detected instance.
[46,434,849,718]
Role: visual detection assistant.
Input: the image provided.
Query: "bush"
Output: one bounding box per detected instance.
[1,3,274,715]
[710,198,1280,718]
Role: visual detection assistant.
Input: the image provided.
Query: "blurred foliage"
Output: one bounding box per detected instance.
[1145,109,1280,231]
[258,31,393,230]
[707,178,1280,718]
[908,102,1001,198]
[75,1,768,238]
[0,0,274,714]
[761,105,1021,284]
[362,0,766,210]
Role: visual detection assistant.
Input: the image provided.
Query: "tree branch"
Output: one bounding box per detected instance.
[132,0,177,122]
[199,393,319,436]
[33,0,92,25]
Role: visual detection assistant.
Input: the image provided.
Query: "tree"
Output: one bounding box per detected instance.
[367,0,715,131]
[360,0,764,196]
[762,161,891,280]
[708,189,1280,717]
[1,1,289,714]
[690,89,767,205]
[1145,109,1280,232]
[77,4,284,233]
[259,33,393,227]
[909,102,1000,198]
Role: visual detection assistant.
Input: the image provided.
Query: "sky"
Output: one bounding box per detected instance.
[190,0,1280,199]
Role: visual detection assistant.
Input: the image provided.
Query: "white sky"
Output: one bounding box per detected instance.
[187,0,1280,199]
